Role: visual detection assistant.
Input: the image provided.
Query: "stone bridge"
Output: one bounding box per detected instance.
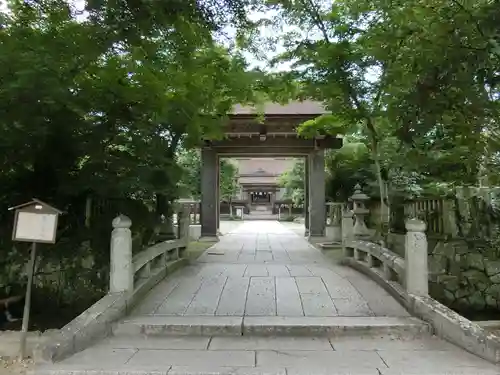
[32,209,500,374]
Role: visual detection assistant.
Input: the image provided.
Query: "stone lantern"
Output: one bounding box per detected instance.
[351,184,371,239]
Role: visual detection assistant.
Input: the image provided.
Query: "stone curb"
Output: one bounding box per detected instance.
[114,316,243,337]
[34,258,188,364]
[344,256,500,364]
[32,368,170,375]
[242,316,429,337]
[114,316,430,338]
[33,366,292,375]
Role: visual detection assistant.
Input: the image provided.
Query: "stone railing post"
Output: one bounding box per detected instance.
[177,205,190,258]
[110,214,133,293]
[341,209,354,241]
[442,200,458,238]
[405,218,428,296]
[177,205,190,240]
[326,203,342,242]
[326,203,333,225]
[332,203,342,241]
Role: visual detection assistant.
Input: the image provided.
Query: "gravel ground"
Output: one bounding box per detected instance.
[0,358,33,375]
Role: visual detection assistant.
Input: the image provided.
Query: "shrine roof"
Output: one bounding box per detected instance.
[231,100,327,116]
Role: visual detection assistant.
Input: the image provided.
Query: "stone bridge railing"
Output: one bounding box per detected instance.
[36,205,192,364]
[343,219,428,300]
[110,205,190,295]
[339,184,500,365]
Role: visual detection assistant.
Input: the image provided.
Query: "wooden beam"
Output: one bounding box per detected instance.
[210,137,341,149]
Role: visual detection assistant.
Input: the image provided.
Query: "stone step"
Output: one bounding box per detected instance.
[35,334,500,375]
[113,316,431,338]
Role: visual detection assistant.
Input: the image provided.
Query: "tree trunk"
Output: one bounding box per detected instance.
[369,134,390,236]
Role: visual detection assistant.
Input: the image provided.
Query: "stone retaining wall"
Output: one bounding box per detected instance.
[387,233,500,312]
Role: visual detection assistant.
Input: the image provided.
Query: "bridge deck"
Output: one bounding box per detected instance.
[132,220,409,318]
[35,221,500,375]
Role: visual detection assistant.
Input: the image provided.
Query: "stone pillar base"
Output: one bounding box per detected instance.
[199,236,219,243]
[308,235,330,243]
[326,226,342,241]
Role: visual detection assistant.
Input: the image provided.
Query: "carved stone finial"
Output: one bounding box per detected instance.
[351,183,369,202]
[112,214,132,229]
[405,218,426,232]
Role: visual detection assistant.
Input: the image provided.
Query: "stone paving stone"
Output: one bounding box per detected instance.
[98,336,211,350]
[275,277,304,316]
[255,251,273,262]
[242,241,257,251]
[345,274,409,317]
[184,276,227,315]
[377,350,500,372]
[239,252,257,263]
[295,277,328,294]
[130,279,181,316]
[329,335,461,351]
[333,298,374,317]
[286,369,379,375]
[256,350,385,369]
[300,293,338,317]
[245,277,276,316]
[195,264,224,277]
[220,264,247,277]
[216,277,250,316]
[379,369,500,375]
[127,349,255,367]
[244,265,269,277]
[271,252,291,263]
[256,244,271,252]
[286,265,313,277]
[266,265,290,276]
[305,265,346,280]
[168,366,286,375]
[209,336,333,351]
[320,276,363,299]
[155,277,204,315]
[269,242,284,251]
[60,347,137,366]
[35,364,173,374]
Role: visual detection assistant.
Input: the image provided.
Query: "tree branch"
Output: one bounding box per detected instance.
[450,0,500,60]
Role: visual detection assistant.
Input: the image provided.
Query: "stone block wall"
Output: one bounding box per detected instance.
[387,233,500,312]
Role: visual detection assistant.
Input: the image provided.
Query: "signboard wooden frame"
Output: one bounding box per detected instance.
[9,199,62,244]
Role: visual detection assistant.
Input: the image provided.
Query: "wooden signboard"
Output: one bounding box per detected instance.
[8,199,62,358]
[10,199,61,244]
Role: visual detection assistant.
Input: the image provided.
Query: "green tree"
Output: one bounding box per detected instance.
[244,0,500,230]
[177,150,239,203]
[219,159,239,203]
[0,0,260,311]
[278,160,305,206]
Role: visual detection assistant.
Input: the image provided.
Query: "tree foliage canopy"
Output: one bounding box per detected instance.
[0,0,260,307]
[177,149,239,201]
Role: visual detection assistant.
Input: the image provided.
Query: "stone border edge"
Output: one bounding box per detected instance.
[33,258,188,364]
[343,257,500,364]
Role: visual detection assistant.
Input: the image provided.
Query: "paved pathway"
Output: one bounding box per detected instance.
[35,221,500,375]
[131,220,409,318]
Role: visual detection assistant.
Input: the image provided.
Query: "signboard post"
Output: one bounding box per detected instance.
[8,199,62,359]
